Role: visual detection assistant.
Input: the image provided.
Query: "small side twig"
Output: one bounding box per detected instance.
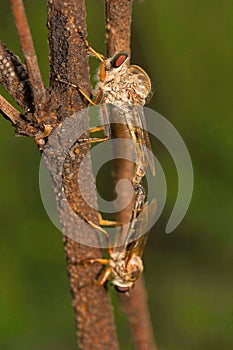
[0,94,21,123]
[10,0,46,112]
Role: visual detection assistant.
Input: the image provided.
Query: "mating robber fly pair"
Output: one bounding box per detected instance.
[60,34,157,293]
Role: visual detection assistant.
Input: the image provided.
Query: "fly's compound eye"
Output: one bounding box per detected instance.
[111,51,128,68]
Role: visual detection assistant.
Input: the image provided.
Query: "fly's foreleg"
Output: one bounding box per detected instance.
[80,258,112,287]
[81,258,109,265]
[98,267,112,285]
[80,212,119,237]
[56,76,97,106]
[78,26,106,81]
[73,125,109,146]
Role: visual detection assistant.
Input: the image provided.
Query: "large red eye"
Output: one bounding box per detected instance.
[111,51,128,68]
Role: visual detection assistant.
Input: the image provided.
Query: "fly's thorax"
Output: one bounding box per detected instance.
[110,250,144,292]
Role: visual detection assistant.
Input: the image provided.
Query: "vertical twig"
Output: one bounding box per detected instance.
[105,0,135,227]
[105,1,157,349]
[118,277,157,350]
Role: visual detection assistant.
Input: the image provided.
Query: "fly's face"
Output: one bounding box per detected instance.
[110,251,144,292]
[97,51,152,106]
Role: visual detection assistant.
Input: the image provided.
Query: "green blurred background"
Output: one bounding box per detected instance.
[0,0,232,349]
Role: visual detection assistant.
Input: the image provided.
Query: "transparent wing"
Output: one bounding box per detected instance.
[135,106,156,176]
[125,106,156,176]
[124,199,157,260]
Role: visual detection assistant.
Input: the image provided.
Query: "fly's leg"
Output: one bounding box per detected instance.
[87,45,106,81]
[80,258,112,287]
[78,26,106,81]
[78,212,119,238]
[98,267,112,285]
[57,27,107,102]
[78,26,105,63]
[56,77,109,137]
[56,76,97,106]
[81,258,109,265]
[74,129,109,147]
[98,213,120,227]
[56,76,105,106]
[57,55,114,232]
[72,129,120,235]
[81,216,109,237]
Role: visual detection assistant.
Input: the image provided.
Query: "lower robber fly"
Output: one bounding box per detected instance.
[60,34,156,292]
[83,196,157,293]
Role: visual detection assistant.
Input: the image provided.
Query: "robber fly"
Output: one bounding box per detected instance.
[59,35,156,292]
[85,195,157,292]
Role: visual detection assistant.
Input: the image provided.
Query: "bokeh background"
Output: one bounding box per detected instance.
[0,1,232,349]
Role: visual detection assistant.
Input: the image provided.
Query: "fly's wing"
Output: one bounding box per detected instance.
[125,199,157,260]
[136,106,156,176]
[124,106,155,176]
[100,104,111,138]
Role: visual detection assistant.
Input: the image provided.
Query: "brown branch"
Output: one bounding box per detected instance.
[47,1,118,349]
[105,1,157,349]
[10,0,46,112]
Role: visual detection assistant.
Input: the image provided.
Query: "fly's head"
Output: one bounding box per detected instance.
[110,251,144,293]
[102,51,129,85]
[96,51,151,106]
